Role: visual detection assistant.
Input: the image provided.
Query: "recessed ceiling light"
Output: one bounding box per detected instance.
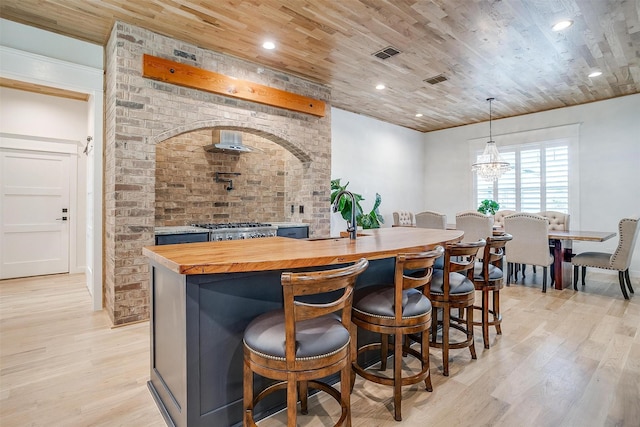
[588,70,603,78]
[552,20,573,31]
[262,41,275,50]
[415,113,423,118]
[375,84,386,90]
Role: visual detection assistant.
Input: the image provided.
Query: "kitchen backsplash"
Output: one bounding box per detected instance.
[155,129,301,226]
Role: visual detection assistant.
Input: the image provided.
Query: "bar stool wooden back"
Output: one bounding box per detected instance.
[471,233,512,349]
[243,258,369,427]
[427,240,485,376]
[350,246,444,421]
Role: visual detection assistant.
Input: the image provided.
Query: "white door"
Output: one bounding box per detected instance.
[0,149,70,279]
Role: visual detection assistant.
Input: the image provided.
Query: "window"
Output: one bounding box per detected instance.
[471,124,579,215]
[475,143,569,212]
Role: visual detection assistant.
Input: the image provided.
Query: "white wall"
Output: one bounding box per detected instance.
[0,87,89,138]
[331,108,425,235]
[423,94,640,275]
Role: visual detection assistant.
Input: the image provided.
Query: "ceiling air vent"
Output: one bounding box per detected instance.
[372,46,401,60]
[424,74,448,85]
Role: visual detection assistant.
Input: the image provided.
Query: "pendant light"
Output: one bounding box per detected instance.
[471,97,511,181]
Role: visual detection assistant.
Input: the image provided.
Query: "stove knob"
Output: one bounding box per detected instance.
[227,236,233,240]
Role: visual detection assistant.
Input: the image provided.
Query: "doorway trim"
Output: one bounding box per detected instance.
[0,45,104,311]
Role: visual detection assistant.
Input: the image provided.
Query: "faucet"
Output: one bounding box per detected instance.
[332,190,358,240]
[215,172,241,191]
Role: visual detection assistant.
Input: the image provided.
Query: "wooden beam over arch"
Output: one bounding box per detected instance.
[142,54,326,117]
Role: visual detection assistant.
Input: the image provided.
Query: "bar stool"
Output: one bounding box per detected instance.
[243,258,369,427]
[350,247,444,421]
[427,240,485,376]
[471,233,512,349]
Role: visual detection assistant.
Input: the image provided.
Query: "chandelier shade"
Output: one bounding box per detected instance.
[472,98,511,181]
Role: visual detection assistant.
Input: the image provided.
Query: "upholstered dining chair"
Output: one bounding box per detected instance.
[572,216,639,300]
[415,210,448,270]
[523,211,571,276]
[503,213,555,292]
[471,233,512,349]
[243,258,369,427]
[392,211,414,227]
[415,210,447,229]
[538,211,570,231]
[493,210,517,229]
[427,240,486,376]
[456,211,494,256]
[351,247,443,421]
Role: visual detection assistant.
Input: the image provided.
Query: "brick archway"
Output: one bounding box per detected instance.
[153,120,313,164]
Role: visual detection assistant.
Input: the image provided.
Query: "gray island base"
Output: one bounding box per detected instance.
[147,258,393,426]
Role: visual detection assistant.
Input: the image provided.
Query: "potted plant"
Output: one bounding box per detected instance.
[330,178,384,229]
[477,199,500,215]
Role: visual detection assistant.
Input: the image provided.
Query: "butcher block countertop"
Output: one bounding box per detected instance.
[143,227,463,275]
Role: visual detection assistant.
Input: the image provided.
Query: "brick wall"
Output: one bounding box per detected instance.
[104,22,331,325]
[155,130,304,225]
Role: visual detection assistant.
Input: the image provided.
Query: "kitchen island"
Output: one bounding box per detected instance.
[143,227,463,427]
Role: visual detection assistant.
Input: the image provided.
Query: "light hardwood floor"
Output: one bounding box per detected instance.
[1,271,638,426]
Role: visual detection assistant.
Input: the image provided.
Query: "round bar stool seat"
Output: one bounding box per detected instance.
[244,311,350,359]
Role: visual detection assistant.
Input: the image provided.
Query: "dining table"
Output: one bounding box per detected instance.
[546,230,616,289]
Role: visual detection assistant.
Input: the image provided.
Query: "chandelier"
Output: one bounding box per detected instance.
[471,97,511,181]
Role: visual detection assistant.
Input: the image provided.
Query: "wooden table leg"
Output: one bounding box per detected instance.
[551,239,563,290]
[551,239,574,289]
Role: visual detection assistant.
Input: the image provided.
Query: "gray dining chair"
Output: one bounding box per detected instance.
[571,216,639,299]
[504,213,555,292]
[415,210,447,229]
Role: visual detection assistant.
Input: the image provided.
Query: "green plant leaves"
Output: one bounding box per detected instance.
[330,179,384,229]
[477,199,500,215]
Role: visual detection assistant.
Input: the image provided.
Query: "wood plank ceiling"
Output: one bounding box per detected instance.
[1,0,638,132]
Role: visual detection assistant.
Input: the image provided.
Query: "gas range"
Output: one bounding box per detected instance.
[191,222,277,241]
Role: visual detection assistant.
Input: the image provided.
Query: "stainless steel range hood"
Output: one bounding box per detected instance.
[204,130,253,153]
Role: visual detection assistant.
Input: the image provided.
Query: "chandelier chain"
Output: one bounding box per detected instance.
[471,97,510,181]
